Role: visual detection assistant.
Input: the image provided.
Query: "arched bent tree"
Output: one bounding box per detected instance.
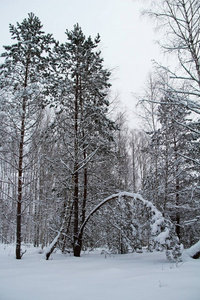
[45,192,181,260]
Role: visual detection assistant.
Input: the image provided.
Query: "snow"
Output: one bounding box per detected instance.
[183,240,200,259]
[151,218,165,235]
[0,244,199,300]
[155,229,170,245]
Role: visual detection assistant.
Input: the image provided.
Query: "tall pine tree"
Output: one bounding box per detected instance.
[45,24,116,258]
[0,13,54,259]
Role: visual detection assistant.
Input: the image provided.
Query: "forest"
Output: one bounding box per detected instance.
[0,0,200,261]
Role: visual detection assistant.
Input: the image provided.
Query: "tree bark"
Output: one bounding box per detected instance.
[174,135,181,239]
[16,51,30,259]
[73,73,80,257]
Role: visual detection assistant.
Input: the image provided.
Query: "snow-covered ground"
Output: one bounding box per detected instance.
[0,244,199,300]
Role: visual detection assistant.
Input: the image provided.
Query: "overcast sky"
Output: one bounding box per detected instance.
[0,0,161,128]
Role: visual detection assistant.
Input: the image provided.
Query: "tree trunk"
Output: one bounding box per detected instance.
[163,134,169,217]
[174,137,180,239]
[16,52,30,259]
[73,241,81,257]
[16,101,26,259]
[73,73,79,257]
[45,232,61,260]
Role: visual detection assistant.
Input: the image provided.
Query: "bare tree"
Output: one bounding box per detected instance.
[144,0,200,114]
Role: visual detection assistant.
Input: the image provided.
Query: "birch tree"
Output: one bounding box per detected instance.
[144,0,200,135]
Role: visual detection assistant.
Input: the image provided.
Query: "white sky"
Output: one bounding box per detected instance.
[0,0,161,128]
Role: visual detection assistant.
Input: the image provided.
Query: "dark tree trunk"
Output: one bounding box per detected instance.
[74,242,81,257]
[78,147,88,252]
[174,136,181,240]
[16,101,26,259]
[16,53,30,259]
[175,181,180,239]
[73,74,79,256]
[82,165,87,224]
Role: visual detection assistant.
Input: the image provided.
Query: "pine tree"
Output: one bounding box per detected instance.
[45,24,116,258]
[0,13,54,259]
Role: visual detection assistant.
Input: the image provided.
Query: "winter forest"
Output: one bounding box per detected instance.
[0,0,200,264]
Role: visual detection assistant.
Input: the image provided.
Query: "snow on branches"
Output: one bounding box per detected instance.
[79,192,182,261]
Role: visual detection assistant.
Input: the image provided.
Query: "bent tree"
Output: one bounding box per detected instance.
[0,13,54,259]
[45,192,180,260]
